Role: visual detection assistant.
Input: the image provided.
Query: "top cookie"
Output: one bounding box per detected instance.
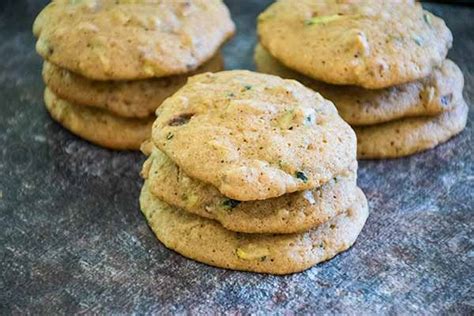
[152,70,356,201]
[257,0,452,89]
[33,0,235,80]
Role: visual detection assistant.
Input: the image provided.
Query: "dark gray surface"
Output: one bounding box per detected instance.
[0,1,473,314]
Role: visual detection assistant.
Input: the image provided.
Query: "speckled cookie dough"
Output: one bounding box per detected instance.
[33,0,235,80]
[255,44,463,126]
[258,0,452,89]
[139,181,369,275]
[142,148,358,234]
[42,52,224,118]
[152,70,357,201]
[44,88,153,150]
[356,99,468,159]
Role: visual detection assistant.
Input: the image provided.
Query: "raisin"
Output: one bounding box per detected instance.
[168,113,195,126]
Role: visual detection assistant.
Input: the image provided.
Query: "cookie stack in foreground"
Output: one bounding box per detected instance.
[33,0,234,150]
[256,0,468,159]
[140,71,368,274]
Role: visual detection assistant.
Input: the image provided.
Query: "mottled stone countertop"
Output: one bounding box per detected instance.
[0,1,473,314]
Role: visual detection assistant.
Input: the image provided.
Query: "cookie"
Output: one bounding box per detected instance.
[143,148,358,234]
[152,70,357,201]
[356,98,468,159]
[33,0,235,80]
[44,88,153,150]
[140,181,369,275]
[255,44,463,126]
[43,52,224,118]
[258,0,452,89]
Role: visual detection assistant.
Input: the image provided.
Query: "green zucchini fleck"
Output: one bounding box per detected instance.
[305,113,316,125]
[276,110,295,130]
[413,36,423,46]
[440,93,453,106]
[423,13,432,26]
[305,15,343,26]
[295,171,308,183]
[236,245,270,260]
[222,199,241,209]
[388,34,403,43]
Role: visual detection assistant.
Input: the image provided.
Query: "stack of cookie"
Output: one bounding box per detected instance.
[140,70,369,274]
[33,0,234,150]
[256,0,468,159]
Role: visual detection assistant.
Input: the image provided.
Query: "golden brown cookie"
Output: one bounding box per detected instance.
[258,0,452,89]
[43,52,224,118]
[44,88,153,150]
[140,181,369,275]
[34,0,235,80]
[356,98,468,159]
[152,70,357,201]
[255,44,463,126]
[143,148,358,234]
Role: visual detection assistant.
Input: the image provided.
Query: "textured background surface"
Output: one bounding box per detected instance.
[0,1,473,314]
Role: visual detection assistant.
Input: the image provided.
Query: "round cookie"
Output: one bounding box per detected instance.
[143,148,358,234]
[44,88,153,150]
[255,44,463,126]
[33,0,235,80]
[140,181,369,275]
[152,70,357,201]
[43,52,224,118]
[257,0,452,89]
[356,99,468,159]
